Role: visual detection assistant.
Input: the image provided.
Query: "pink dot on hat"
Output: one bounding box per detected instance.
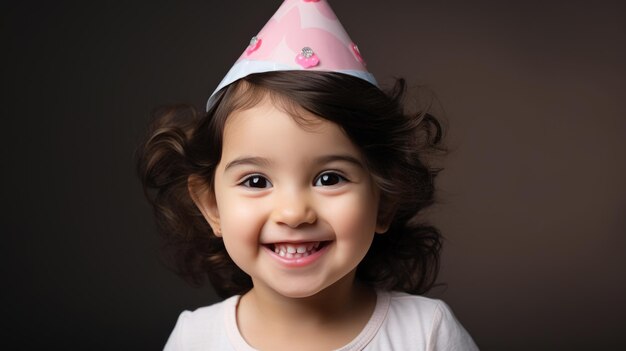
[295,47,320,68]
[246,36,262,55]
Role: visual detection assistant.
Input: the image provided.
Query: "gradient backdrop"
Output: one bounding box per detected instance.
[3,1,625,349]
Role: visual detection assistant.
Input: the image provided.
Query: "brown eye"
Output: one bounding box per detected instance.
[242,175,271,188]
[314,172,346,187]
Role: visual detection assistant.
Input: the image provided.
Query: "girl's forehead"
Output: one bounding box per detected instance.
[224,97,331,135]
[220,98,361,161]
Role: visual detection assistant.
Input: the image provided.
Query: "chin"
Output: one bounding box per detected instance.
[273,285,326,299]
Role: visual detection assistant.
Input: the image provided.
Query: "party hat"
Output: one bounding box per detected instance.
[206,0,377,110]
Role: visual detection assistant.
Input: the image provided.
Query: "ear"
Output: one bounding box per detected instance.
[375,196,396,234]
[187,174,222,237]
[375,216,391,234]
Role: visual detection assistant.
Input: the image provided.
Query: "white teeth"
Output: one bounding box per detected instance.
[272,242,324,258]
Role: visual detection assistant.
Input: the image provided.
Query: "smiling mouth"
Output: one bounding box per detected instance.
[266,241,330,259]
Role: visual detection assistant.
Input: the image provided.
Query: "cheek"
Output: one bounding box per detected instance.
[217,196,267,264]
[322,191,379,240]
[219,201,265,272]
[327,202,377,265]
[216,191,265,235]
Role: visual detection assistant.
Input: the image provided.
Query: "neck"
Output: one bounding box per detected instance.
[240,271,374,328]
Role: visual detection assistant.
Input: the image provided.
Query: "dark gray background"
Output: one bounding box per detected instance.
[3,0,625,349]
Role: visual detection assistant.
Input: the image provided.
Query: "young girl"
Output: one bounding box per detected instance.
[137,1,478,350]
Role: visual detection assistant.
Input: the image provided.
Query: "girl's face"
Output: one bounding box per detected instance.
[198,97,386,298]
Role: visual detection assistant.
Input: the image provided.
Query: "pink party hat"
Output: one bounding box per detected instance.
[207,0,377,110]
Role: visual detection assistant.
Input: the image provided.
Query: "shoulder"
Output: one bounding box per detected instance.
[163,296,239,351]
[387,290,443,315]
[374,291,479,350]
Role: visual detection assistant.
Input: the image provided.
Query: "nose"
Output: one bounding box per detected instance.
[271,188,317,228]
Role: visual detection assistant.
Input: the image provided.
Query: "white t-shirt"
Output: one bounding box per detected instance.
[164,290,479,350]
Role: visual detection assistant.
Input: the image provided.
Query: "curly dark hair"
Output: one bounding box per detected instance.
[136,71,445,298]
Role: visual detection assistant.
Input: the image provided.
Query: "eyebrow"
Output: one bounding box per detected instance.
[224,156,273,172]
[315,155,365,169]
[223,154,365,172]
